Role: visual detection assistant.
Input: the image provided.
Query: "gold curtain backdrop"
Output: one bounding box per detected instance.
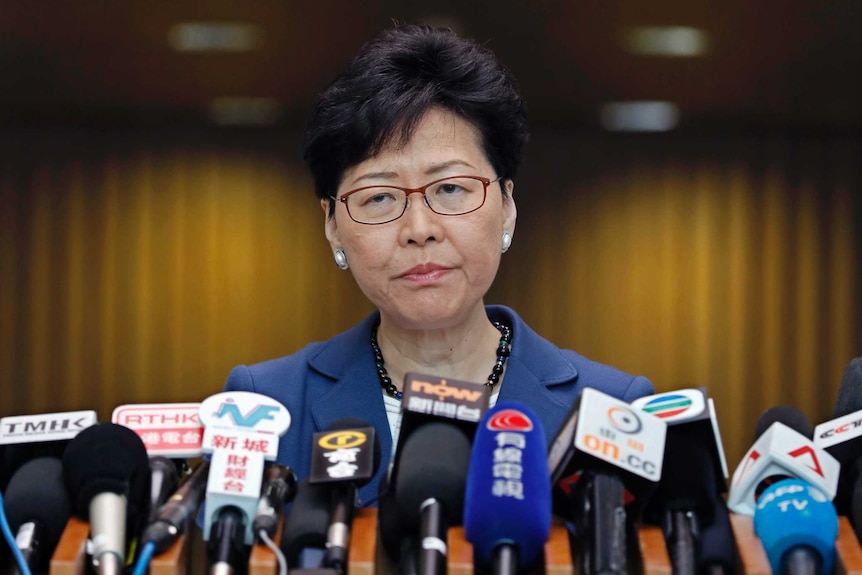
[1,129,859,468]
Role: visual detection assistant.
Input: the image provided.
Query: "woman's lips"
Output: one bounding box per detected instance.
[399,264,450,282]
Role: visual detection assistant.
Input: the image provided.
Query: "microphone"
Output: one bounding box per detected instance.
[813,357,862,523]
[62,422,152,575]
[280,478,331,568]
[728,406,839,516]
[696,494,739,575]
[309,417,382,571]
[112,403,204,521]
[753,478,838,575]
[463,401,551,575]
[4,457,71,573]
[141,459,211,555]
[198,391,291,574]
[632,388,729,575]
[394,421,473,575]
[548,387,667,575]
[378,372,490,571]
[729,407,839,575]
[377,468,419,575]
[148,456,182,521]
[0,409,98,490]
[252,463,297,540]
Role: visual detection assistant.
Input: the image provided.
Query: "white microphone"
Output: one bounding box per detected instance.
[548,387,667,575]
[198,391,291,546]
[728,421,840,516]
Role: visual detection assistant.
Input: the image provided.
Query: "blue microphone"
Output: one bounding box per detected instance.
[464,401,551,574]
[753,478,838,575]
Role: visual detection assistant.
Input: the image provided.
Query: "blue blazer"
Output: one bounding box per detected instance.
[220,305,653,506]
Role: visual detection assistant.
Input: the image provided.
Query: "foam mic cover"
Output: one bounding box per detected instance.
[753,478,838,575]
[5,457,71,569]
[463,401,551,570]
[1,441,68,492]
[755,406,813,440]
[394,421,472,528]
[697,495,738,574]
[281,478,331,567]
[645,432,718,523]
[832,357,862,418]
[62,422,151,527]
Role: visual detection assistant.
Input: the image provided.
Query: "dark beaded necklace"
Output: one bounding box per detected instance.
[371,321,513,400]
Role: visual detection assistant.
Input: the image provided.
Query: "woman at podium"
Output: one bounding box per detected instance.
[218,23,654,506]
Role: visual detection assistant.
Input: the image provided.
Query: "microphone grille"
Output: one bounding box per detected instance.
[62,422,151,518]
[754,405,813,440]
[833,357,862,418]
[5,457,71,562]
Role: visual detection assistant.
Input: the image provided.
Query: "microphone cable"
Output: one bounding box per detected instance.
[131,541,156,575]
[258,529,287,575]
[0,491,33,575]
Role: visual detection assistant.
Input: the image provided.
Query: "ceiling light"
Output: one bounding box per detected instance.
[622,26,711,57]
[599,101,680,132]
[168,22,264,53]
[209,98,281,126]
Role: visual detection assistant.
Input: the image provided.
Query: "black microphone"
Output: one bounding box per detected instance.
[813,357,862,527]
[632,388,729,575]
[148,455,181,522]
[62,422,152,575]
[141,459,210,555]
[548,387,667,575]
[252,463,297,540]
[755,405,814,439]
[378,468,419,575]
[281,478,331,568]
[208,506,247,575]
[394,421,473,575]
[308,417,382,571]
[697,495,739,575]
[5,457,71,573]
[0,409,98,491]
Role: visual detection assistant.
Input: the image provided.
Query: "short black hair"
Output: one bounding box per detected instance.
[303,24,528,212]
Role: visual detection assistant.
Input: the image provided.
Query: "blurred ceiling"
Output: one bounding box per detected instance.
[1,0,861,132]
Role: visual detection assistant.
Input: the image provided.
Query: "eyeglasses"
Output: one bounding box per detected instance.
[336,175,503,225]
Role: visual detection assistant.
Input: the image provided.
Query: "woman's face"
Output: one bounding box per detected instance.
[323,107,517,331]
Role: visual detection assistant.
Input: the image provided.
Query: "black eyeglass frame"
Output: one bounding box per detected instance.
[334,175,503,225]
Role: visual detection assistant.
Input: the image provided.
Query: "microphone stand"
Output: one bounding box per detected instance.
[418,499,447,575]
[574,471,627,575]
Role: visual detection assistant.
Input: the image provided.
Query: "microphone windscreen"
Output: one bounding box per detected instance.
[325,416,382,485]
[644,432,717,523]
[1,440,68,491]
[754,406,813,440]
[281,478,330,566]
[463,401,551,569]
[394,421,472,527]
[377,467,408,560]
[753,478,838,575]
[5,457,71,565]
[833,357,862,418]
[697,495,738,573]
[62,422,151,520]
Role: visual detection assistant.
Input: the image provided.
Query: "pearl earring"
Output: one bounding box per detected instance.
[501,230,513,253]
[334,248,349,270]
